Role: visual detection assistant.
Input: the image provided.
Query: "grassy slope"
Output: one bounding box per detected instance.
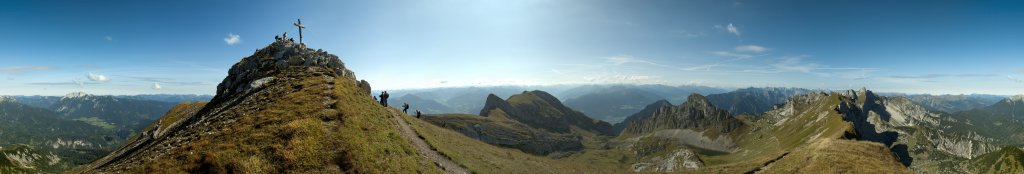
[970,146,1024,174]
[117,101,207,149]
[674,93,855,173]
[763,139,911,173]
[94,70,439,173]
[403,113,627,173]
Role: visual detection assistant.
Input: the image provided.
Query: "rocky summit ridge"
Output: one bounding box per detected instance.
[76,34,426,173]
[215,35,366,101]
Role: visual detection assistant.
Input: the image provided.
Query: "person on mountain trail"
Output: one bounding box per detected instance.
[381,91,390,107]
[416,110,422,119]
[402,102,410,114]
[378,91,386,106]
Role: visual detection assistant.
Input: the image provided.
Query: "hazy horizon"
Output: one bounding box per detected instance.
[2,0,1022,95]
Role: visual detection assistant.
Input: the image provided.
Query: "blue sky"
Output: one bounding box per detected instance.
[1,0,1022,95]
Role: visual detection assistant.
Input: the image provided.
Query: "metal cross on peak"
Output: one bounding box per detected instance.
[293,18,306,45]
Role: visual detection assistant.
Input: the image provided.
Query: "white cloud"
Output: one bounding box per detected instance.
[726,23,740,36]
[0,66,51,74]
[735,45,769,53]
[151,82,162,90]
[714,23,741,36]
[712,51,753,59]
[87,72,110,82]
[224,33,241,45]
[104,36,113,41]
[74,79,84,87]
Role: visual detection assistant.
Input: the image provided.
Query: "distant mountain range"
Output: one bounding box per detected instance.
[891,93,1005,113]
[0,97,118,170]
[9,37,1021,173]
[0,93,214,172]
[705,87,812,116]
[381,84,726,124]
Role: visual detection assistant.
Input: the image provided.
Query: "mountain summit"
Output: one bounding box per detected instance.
[79,35,435,173]
[479,90,614,135]
[215,35,362,100]
[619,93,742,136]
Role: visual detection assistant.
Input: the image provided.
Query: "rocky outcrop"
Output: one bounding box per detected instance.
[613,100,673,134]
[479,91,614,135]
[479,94,517,117]
[215,35,363,101]
[833,88,998,162]
[619,94,742,136]
[630,149,703,173]
[0,144,65,174]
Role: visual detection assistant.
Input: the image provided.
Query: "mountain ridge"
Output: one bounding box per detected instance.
[78,35,437,173]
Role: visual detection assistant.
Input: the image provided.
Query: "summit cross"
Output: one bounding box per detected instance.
[293,18,305,45]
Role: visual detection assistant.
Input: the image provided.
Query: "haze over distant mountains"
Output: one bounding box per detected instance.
[0,93,211,172]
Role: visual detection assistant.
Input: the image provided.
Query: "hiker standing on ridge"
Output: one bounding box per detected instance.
[402,102,410,114]
[416,110,422,119]
[381,91,390,107]
[378,92,385,106]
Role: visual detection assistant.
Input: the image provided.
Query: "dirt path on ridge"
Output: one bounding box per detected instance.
[389,109,470,174]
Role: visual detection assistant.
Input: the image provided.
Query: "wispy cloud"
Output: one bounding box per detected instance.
[603,55,656,65]
[676,30,707,38]
[224,33,241,45]
[551,69,564,75]
[152,82,162,90]
[771,56,818,73]
[115,75,207,86]
[29,80,98,86]
[712,51,753,59]
[735,45,769,53]
[87,72,110,82]
[1008,75,1023,83]
[886,74,997,79]
[104,36,113,41]
[0,66,51,74]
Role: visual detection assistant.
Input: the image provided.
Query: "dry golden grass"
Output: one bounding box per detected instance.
[760,139,911,174]
[104,68,440,173]
[403,113,628,174]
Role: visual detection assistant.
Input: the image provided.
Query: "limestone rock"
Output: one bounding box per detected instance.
[619,94,743,136]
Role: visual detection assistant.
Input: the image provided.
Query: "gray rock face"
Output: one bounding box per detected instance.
[215,36,360,101]
[834,89,998,162]
[613,100,673,134]
[619,94,743,136]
